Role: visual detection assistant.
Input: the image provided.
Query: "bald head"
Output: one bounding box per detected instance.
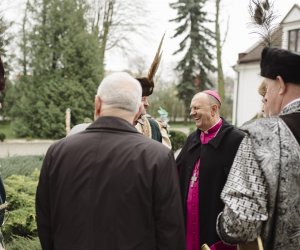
[97,72,142,113]
[94,72,143,123]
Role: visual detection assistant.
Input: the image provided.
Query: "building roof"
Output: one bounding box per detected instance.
[281,4,300,24]
[237,27,282,64]
[237,4,300,65]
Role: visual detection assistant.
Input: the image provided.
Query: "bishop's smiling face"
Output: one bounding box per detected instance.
[190,94,216,131]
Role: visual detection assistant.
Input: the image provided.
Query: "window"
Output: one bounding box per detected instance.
[288,29,300,53]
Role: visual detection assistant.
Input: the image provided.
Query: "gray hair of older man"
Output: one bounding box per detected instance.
[96,72,142,114]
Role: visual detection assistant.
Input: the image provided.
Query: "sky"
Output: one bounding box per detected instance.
[140,0,299,80]
[1,0,299,81]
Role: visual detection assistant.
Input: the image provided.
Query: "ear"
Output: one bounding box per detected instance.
[94,95,102,120]
[276,76,286,95]
[133,102,143,125]
[211,104,218,116]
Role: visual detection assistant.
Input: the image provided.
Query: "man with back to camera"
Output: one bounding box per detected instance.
[36,72,185,250]
[217,47,300,249]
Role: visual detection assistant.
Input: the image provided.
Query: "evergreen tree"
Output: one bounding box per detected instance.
[7,0,102,138]
[28,0,101,90]
[9,75,92,139]
[0,14,12,111]
[0,17,8,55]
[170,0,216,122]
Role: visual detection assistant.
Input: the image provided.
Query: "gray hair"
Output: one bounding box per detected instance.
[96,72,142,113]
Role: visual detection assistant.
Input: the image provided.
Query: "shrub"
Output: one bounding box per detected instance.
[0,156,43,246]
[0,133,5,142]
[5,236,41,250]
[8,76,94,139]
[169,130,187,152]
[2,170,40,243]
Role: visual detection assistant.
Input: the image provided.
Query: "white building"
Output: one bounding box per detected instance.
[232,4,300,126]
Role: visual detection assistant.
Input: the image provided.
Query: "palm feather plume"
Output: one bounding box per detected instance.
[137,33,165,96]
[0,55,4,91]
[248,0,278,47]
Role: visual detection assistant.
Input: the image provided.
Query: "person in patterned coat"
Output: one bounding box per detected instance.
[217,47,300,250]
[135,79,171,149]
[135,34,172,149]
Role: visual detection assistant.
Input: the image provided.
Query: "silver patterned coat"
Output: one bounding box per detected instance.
[217,100,300,250]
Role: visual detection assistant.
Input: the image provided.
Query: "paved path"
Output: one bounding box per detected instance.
[0,126,189,158]
[1,140,182,159]
[0,140,55,158]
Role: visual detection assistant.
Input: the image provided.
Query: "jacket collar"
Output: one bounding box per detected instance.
[280,99,300,115]
[86,116,139,134]
[187,118,233,152]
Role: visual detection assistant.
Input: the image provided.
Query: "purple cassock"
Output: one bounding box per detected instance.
[186,118,236,250]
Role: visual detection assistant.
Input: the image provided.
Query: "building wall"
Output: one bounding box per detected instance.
[233,63,263,127]
[233,5,300,127]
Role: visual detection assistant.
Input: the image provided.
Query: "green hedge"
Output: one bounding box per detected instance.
[0,156,43,247]
[2,171,39,243]
[169,130,187,152]
[5,236,41,250]
[0,133,5,142]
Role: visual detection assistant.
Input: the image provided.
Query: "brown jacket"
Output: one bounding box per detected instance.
[36,116,185,250]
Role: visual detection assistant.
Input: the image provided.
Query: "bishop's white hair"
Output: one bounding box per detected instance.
[96,72,142,113]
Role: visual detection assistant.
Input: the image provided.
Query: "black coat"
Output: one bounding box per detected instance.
[176,118,245,247]
[36,116,185,250]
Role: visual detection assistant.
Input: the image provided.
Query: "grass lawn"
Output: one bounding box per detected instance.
[0,120,15,139]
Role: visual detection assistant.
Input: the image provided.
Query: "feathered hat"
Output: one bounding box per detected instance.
[249,0,300,83]
[136,33,165,96]
[248,0,278,47]
[260,47,300,84]
[0,55,4,91]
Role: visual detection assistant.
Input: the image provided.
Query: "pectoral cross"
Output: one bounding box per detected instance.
[190,173,198,187]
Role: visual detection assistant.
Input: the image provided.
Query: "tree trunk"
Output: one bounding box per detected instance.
[99,0,114,80]
[21,0,30,76]
[215,0,225,104]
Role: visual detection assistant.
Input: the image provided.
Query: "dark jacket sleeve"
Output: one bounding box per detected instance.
[36,146,54,250]
[154,150,186,250]
[0,177,5,204]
